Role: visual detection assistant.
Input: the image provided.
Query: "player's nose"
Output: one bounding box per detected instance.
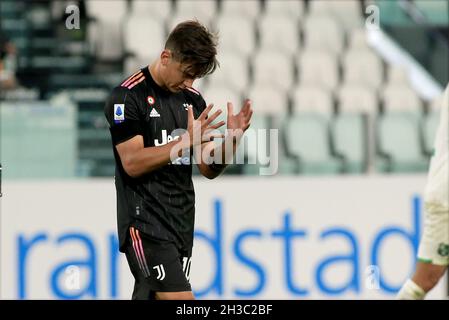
[183,78,194,88]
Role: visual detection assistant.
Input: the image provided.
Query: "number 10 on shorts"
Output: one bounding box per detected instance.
[182,257,192,281]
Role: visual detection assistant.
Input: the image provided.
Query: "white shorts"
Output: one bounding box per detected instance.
[417,84,449,266]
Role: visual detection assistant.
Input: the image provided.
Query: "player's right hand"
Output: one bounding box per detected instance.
[185,104,225,147]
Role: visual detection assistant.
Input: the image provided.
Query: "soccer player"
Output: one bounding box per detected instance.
[397,82,449,299]
[104,20,253,300]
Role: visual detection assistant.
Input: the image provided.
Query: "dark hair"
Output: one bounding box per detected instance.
[165,20,219,78]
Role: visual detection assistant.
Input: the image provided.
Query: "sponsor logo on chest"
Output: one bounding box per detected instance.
[154,130,190,165]
[154,129,179,146]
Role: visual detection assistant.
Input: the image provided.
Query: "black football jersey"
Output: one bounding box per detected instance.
[104,66,206,252]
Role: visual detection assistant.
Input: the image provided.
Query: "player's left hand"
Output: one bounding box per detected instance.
[226,99,253,134]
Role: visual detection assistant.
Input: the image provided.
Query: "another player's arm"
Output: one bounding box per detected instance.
[196,99,253,179]
[116,104,223,178]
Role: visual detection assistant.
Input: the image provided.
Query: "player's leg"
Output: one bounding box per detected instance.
[155,248,195,300]
[155,291,195,300]
[124,232,153,300]
[125,227,193,300]
[155,252,194,300]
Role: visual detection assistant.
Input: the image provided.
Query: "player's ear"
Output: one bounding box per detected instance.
[160,50,171,66]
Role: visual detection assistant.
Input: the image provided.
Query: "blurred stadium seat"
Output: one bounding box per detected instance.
[123,15,165,75]
[347,28,370,49]
[263,0,305,21]
[283,114,342,174]
[338,83,379,115]
[205,51,249,94]
[167,2,216,31]
[310,0,363,30]
[257,14,301,56]
[291,84,334,116]
[332,113,368,173]
[130,0,172,23]
[202,84,242,133]
[304,13,345,55]
[328,0,364,31]
[343,48,384,91]
[386,65,410,87]
[247,83,289,116]
[252,49,295,93]
[298,49,340,92]
[85,0,127,61]
[174,0,217,25]
[220,0,261,21]
[382,83,423,114]
[376,112,428,172]
[214,15,256,59]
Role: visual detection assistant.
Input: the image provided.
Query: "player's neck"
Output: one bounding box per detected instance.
[148,61,168,91]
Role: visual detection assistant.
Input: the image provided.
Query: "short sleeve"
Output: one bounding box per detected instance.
[194,94,207,117]
[104,87,144,146]
[184,87,207,118]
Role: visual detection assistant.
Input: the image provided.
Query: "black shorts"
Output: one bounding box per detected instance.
[124,226,192,300]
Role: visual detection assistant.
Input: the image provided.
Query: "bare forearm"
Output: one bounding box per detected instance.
[198,134,240,179]
[121,140,185,177]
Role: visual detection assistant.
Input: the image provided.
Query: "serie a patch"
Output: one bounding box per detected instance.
[114,104,125,123]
